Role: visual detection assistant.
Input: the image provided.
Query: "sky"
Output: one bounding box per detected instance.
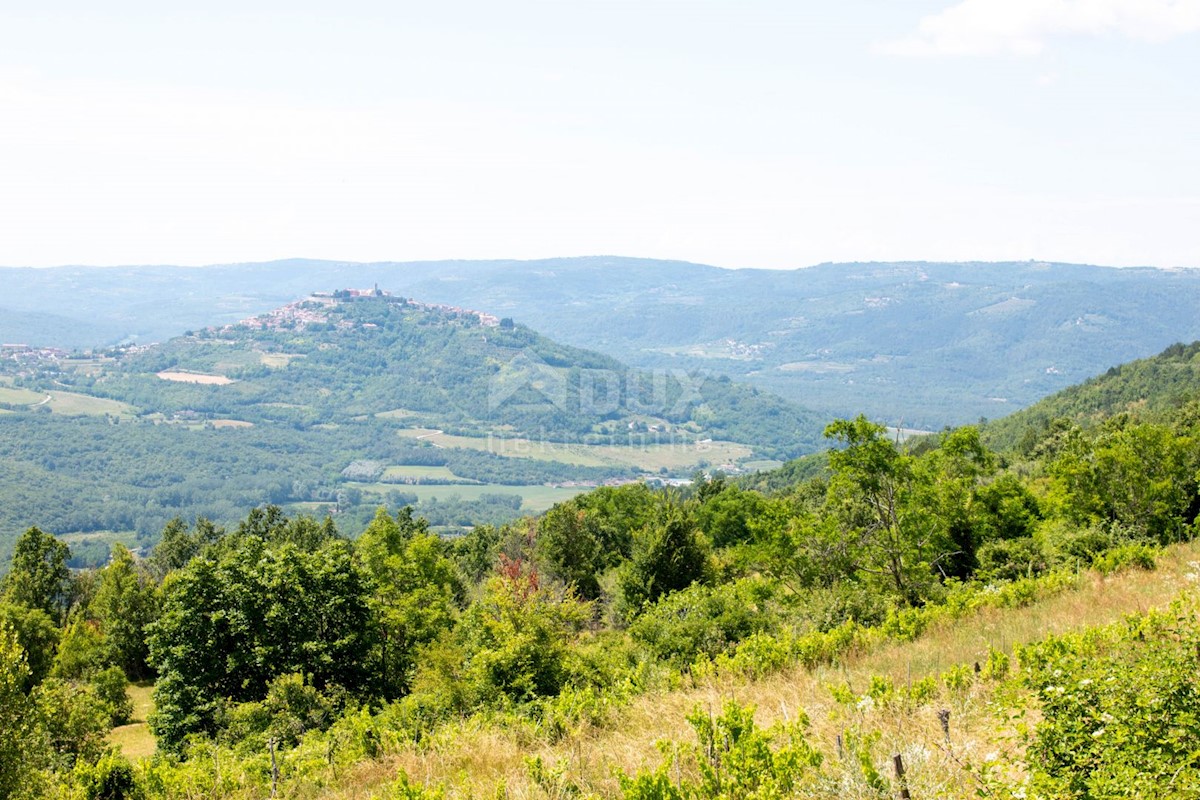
[1,0,1197,270]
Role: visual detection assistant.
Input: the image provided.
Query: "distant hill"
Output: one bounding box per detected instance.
[982,340,1200,453]
[86,291,823,452]
[741,341,1200,493]
[0,291,823,564]
[5,257,1200,429]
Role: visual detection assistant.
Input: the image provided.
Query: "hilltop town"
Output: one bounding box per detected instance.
[232,287,502,333]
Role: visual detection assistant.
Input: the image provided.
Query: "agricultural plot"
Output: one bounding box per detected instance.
[396,428,753,471]
[258,351,304,368]
[156,371,234,385]
[348,480,587,512]
[0,385,49,405]
[46,391,136,417]
[380,465,473,482]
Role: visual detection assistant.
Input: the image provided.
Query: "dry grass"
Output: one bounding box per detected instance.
[109,683,157,761]
[317,539,1200,799]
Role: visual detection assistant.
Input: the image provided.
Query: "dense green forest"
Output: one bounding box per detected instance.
[4,342,1200,798]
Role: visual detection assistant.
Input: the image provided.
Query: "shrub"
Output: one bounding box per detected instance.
[975,537,1047,583]
[628,579,773,666]
[1092,542,1158,575]
[75,752,143,800]
[618,701,824,799]
[1020,599,1200,796]
[92,666,133,726]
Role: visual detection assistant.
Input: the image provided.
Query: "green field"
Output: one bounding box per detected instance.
[350,481,587,512]
[375,408,423,420]
[108,683,156,760]
[396,429,753,471]
[46,390,136,417]
[381,465,474,482]
[0,386,135,416]
[259,351,304,368]
[739,459,784,472]
[0,386,48,405]
[58,529,139,546]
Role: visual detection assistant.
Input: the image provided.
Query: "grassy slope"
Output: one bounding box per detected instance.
[320,539,1200,799]
[108,683,156,761]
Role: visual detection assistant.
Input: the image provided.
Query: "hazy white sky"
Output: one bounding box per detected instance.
[1,0,1197,269]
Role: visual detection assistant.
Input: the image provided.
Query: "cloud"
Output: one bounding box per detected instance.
[879,0,1200,57]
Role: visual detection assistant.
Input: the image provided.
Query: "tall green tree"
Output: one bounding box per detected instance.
[535,505,605,600]
[148,521,374,752]
[0,601,59,690]
[618,510,711,620]
[357,508,460,698]
[823,416,942,605]
[915,426,996,579]
[88,543,159,680]
[1,622,47,798]
[3,527,71,621]
[1050,421,1198,543]
[145,516,223,579]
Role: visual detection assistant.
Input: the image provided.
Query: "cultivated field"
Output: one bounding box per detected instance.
[396,428,753,470]
[46,390,136,417]
[259,352,304,368]
[156,371,235,385]
[380,465,474,482]
[0,385,49,405]
[349,480,587,512]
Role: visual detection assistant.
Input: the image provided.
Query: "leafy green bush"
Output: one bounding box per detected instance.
[1091,542,1158,575]
[628,579,773,667]
[1020,598,1200,796]
[618,701,824,799]
[414,573,591,712]
[92,665,133,727]
[617,512,712,622]
[74,752,143,800]
[975,536,1047,583]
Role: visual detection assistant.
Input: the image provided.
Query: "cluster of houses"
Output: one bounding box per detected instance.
[232,288,502,332]
[1,343,69,363]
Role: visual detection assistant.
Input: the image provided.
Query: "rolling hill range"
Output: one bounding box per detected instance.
[5,258,1200,428]
[0,290,820,565]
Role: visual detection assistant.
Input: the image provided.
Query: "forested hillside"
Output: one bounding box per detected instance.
[0,292,820,565]
[983,339,1200,452]
[5,259,1200,428]
[4,343,1200,798]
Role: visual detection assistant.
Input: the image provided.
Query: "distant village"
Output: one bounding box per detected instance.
[1,342,69,364]
[230,287,501,332]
